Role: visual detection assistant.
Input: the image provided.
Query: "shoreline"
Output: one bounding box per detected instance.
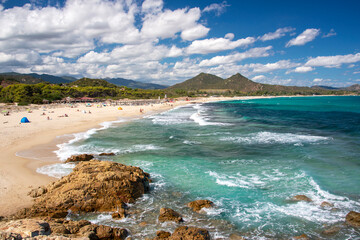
[0,94,346,216]
[0,96,247,216]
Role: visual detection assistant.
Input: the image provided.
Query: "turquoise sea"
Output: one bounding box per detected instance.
[39,96,360,239]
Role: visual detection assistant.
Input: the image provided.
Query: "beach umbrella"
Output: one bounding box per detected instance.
[118,107,123,110]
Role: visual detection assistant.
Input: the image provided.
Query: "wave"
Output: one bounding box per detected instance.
[190,104,231,126]
[36,163,76,178]
[54,119,126,161]
[220,132,331,145]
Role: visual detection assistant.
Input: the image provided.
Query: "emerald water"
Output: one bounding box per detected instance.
[40,96,360,239]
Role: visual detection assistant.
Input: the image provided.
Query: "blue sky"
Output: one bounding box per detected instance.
[0,0,359,87]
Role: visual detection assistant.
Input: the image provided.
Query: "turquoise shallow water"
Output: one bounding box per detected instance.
[43,96,360,239]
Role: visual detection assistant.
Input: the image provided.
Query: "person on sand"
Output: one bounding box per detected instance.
[65,114,68,117]
[88,110,91,114]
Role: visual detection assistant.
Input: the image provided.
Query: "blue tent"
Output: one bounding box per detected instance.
[21,117,30,123]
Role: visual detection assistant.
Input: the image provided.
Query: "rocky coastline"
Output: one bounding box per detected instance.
[0,154,359,239]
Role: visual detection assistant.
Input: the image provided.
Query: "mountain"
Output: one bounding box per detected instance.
[0,73,44,87]
[67,78,118,88]
[105,77,168,89]
[344,84,360,92]
[168,73,341,95]
[28,73,74,84]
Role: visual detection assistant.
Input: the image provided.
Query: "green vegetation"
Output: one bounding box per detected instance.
[0,81,166,105]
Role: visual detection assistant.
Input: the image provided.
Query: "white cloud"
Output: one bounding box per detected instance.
[180,25,210,41]
[224,33,234,40]
[141,7,209,41]
[249,60,300,73]
[199,46,272,66]
[322,29,336,38]
[286,28,320,47]
[260,27,295,41]
[252,75,266,81]
[141,0,163,14]
[313,78,323,82]
[292,66,314,73]
[187,36,256,55]
[305,53,360,68]
[203,1,230,16]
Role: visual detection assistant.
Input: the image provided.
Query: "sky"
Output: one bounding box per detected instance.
[0,0,360,87]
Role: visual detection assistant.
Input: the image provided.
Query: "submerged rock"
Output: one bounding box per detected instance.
[345,211,360,227]
[65,154,94,163]
[16,160,150,218]
[158,208,183,223]
[320,201,334,208]
[187,200,214,213]
[229,233,245,240]
[291,195,312,202]
[292,234,310,239]
[322,225,341,235]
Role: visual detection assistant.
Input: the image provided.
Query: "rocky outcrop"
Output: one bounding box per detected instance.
[187,200,214,213]
[0,219,50,238]
[345,211,360,227]
[229,233,245,240]
[158,208,183,223]
[0,218,128,240]
[290,195,312,202]
[65,154,94,163]
[99,152,115,156]
[153,230,171,239]
[16,160,150,219]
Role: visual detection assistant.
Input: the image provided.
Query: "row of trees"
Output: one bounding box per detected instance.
[0,83,167,105]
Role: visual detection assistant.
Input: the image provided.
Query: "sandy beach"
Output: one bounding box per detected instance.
[0,96,247,216]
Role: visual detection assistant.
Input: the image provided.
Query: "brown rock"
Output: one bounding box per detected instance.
[96,225,128,240]
[293,234,310,240]
[154,230,171,239]
[320,201,334,208]
[15,160,150,218]
[99,152,115,156]
[170,226,210,240]
[139,221,148,227]
[187,200,214,213]
[158,208,183,223]
[345,211,360,227]
[65,154,94,163]
[28,186,47,198]
[291,195,312,202]
[0,219,50,238]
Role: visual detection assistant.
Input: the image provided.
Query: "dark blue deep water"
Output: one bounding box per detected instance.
[47,96,360,239]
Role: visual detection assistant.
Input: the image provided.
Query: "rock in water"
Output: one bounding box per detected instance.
[16,160,150,218]
[170,226,210,240]
[291,195,312,202]
[99,152,115,156]
[345,211,360,227]
[158,208,184,223]
[187,200,214,213]
[65,154,94,163]
[320,201,334,208]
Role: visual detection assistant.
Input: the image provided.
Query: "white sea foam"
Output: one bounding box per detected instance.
[207,171,266,189]
[54,119,126,161]
[220,132,330,145]
[190,104,231,126]
[183,140,202,145]
[148,105,194,125]
[36,163,76,178]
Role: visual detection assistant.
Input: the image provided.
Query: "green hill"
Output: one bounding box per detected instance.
[67,78,118,88]
[0,73,44,87]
